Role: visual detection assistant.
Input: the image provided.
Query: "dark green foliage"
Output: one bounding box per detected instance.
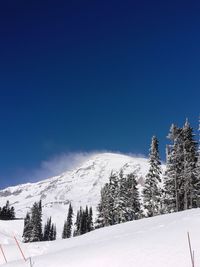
[23,200,56,243]
[96,170,141,228]
[73,210,81,237]
[49,223,56,241]
[30,201,43,242]
[22,212,32,243]
[73,206,94,236]
[125,173,141,221]
[22,201,43,243]
[62,221,68,239]
[43,217,54,241]
[195,117,200,207]
[0,201,15,220]
[62,203,73,239]
[88,207,94,232]
[164,120,199,212]
[95,183,111,228]
[96,172,120,228]
[182,120,198,209]
[143,136,162,217]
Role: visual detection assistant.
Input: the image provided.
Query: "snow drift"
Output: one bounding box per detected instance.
[0,208,199,267]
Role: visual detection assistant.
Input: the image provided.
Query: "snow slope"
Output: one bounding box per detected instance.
[0,153,157,235]
[0,209,200,267]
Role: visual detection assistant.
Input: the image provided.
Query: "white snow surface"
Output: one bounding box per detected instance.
[0,209,199,267]
[0,153,157,235]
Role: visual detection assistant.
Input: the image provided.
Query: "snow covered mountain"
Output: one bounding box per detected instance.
[0,152,162,234]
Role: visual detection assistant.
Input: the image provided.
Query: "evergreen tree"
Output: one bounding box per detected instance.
[49,223,56,241]
[62,221,68,239]
[39,200,42,212]
[43,217,52,241]
[73,210,81,236]
[53,224,57,240]
[115,170,127,223]
[195,116,200,207]
[108,172,120,225]
[163,124,184,213]
[182,119,198,209]
[164,141,178,213]
[80,208,87,235]
[125,173,141,220]
[85,206,89,233]
[9,206,15,219]
[164,120,198,212]
[22,212,32,243]
[143,136,162,217]
[62,203,73,239]
[96,172,118,229]
[30,201,43,242]
[88,207,94,232]
[96,182,112,228]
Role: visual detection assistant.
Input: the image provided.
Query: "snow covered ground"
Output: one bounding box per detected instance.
[0,209,199,267]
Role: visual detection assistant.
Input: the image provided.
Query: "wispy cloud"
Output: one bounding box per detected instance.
[27,152,96,182]
[9,150,147,187]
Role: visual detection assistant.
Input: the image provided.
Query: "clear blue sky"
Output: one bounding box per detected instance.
[0,0,200,187]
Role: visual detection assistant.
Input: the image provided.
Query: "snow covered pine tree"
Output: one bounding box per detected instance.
[143,136,162,217]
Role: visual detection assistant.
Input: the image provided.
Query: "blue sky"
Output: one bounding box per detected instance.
[0,0,200,187]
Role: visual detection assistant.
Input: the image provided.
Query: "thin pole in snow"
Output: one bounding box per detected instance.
[187,232,195,267]
[14,235,26,262]
[0,244,7,263]
[29,257,34,267]
[193,251,195,267]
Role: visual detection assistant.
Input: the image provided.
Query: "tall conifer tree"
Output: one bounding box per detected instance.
[143,136,162,217]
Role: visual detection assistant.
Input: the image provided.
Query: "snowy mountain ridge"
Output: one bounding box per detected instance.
[0,152,164,234]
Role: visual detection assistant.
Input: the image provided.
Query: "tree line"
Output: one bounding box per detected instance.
[23,200,56,242]
[96,119,200,228]
[22,200,94,242]
[0,201,15,220]
[62,204,94,238]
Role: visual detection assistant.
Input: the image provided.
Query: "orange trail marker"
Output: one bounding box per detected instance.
[0,244,7,263]
[14,235,26,262]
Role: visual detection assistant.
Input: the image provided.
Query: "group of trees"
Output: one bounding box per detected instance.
[23,200,56,243]
[43,217,57,241]
[0,201,15,220]
[96,118,200,229]
[22,200,94,243]
[142,119,200,217]
[164,119,200,213]
[62,204,94,239]
[96,171,141,228]
[73,206,93,236]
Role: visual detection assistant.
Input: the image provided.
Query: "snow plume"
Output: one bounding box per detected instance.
[9,150,147,186]
[31,151,146,181]
[30,152,96,181]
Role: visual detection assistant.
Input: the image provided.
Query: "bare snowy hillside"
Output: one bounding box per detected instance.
[0,153,163,234]
[0,209,200,267]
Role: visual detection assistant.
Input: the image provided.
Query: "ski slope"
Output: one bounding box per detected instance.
[0,209,200,267]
